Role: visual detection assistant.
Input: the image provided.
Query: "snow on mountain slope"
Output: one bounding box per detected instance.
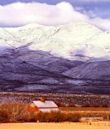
[0,22,110,93]
[0,22,109,61]
[63,60,110,80]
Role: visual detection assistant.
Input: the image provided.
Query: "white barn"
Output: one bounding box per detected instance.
[30,100,59,113]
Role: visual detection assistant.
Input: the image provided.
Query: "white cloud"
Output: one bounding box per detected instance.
[0,2,88,26]
[91,18,110,30]
[0,1,110,30]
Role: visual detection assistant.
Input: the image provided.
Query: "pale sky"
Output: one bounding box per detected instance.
[0,0,110,30]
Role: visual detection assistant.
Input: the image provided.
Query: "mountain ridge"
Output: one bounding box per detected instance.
[0,22,109,94]
[0,21,109,61]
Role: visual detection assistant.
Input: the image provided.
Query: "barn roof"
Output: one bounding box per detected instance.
[33,100,59,112]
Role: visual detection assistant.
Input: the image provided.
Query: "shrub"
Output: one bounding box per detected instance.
[36,112,81,122]
[0,103,37,122]
[0,110,9,123]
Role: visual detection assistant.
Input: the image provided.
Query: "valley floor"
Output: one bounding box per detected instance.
[0,122,110,129]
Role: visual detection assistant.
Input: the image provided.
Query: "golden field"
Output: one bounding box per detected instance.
[0,103,110,122]
[0,122,110,129]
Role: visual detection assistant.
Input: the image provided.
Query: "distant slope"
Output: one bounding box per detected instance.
[64,61,110,80]
[1,22,110,60]
[0,22,110,94]
[0,48,84,92]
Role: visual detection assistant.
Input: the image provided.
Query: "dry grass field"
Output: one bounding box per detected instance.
[0,122,110,129]
[60,107,110,114]
[0,93,110,123]
[60,107,110,112]
[0,103,110,122]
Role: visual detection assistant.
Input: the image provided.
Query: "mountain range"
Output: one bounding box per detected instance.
[0,22,110,94]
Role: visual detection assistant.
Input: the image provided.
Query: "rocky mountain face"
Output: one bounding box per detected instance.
[0,48,83,92]
[64,61,110,80]
[0,22,110,94]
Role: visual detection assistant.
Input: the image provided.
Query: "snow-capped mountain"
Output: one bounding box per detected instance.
[0,21,110,61]
[0,22,110,94]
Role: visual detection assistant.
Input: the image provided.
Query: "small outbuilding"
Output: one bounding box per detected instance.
[28,98,59,113]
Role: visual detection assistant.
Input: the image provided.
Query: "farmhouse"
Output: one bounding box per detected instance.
[28,98,59,113]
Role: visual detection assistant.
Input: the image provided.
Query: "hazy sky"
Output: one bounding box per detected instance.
[0,0,110,18]
[0,0,110,29]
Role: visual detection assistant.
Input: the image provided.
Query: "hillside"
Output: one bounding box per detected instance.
[0,22,110,94]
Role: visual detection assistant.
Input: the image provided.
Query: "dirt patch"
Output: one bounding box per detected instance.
[0,123,110,129]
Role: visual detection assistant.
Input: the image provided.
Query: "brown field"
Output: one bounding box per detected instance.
[60,107,110,112]
[60,107,110,114]
[0,122,110,129]
[0,103,110,122]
